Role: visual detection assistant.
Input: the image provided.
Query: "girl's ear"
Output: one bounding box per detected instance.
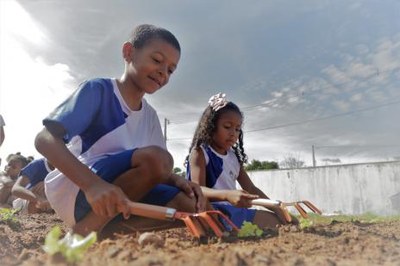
[122,42,134,62]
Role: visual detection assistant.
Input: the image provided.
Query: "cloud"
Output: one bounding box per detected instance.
[0,1,77,159]
[2,0,400,166]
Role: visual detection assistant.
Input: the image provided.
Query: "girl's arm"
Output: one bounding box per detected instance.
[11,175,37,202]
[237,166,270,199]
[35,127,130,218]
[189,148,258,206]
[190,148,226,200]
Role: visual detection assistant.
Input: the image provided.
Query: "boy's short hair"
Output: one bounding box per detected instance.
[129,24,181,53]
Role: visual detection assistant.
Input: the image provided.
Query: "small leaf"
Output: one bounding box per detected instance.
[43,226,97,263]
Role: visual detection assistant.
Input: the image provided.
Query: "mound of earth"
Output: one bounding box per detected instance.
[1,212,399,265]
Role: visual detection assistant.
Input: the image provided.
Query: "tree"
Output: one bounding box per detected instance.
[279,153,305,169]
[244,159,279,171]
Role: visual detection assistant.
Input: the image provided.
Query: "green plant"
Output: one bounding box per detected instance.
[299,217,313,229]
[0,208,19,223]
[43,226,97,263]
[238,221,263,237]
[296,212,400,227]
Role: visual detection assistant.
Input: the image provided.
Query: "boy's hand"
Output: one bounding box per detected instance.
[225,190,259,208]
[83,179,130,219]
[169,174,206,212]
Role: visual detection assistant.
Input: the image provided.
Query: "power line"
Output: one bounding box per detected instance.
[315,144,400,149]
[245,98,400,133]
[167,67,399,125]
[167,98,400,141]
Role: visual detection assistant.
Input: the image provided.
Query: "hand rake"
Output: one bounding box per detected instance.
[251,199,322,223]
[127,201,239,238]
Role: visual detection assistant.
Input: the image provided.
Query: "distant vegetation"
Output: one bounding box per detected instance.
[298,212,400,229]
[244,159,279,171]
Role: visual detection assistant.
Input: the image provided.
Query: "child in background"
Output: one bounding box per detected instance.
[185,93,287,229]
[35,24,205,236]
[0,114,5,147]
[0,153,31,208]
[11,158,54,214]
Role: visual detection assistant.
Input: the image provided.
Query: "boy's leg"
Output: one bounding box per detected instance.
[73,146,196,236]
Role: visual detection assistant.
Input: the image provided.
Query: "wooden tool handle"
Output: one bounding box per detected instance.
[251,198,292,223]
[251,198,281,207]
[127,201,177,221]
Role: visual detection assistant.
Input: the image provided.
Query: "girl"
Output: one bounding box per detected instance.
[0,153,31,208]
[186,93,287,229]
[11,158,55,214]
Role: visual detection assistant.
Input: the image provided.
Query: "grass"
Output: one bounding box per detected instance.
[0,208,20,229]
[298,212,400,229]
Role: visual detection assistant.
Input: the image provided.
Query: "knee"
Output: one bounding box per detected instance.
[167,192,197,213]
[133,146,174,180]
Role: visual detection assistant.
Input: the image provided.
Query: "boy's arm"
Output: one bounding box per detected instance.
[11,175,37,202]
[35,127,130,218]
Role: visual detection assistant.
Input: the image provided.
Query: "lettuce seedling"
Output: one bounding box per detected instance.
[43,226,97,263]
[238,221,263,237]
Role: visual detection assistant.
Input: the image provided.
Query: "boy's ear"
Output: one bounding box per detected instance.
[122,42,134,62]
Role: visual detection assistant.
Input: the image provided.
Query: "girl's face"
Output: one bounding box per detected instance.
[211,110,242,155]
[4,159,23,179]
[128,39,180,94]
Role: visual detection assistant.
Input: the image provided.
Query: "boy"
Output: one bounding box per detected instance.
[35,24,205,236]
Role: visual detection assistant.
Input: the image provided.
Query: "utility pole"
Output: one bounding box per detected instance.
[312,145,316,167]
[164,118,169,142]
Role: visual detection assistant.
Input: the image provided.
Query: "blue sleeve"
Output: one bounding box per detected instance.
[20,159,48,188]
[43,79,102,143]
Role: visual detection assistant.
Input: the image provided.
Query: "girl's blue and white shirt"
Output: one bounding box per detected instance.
[187,145,257,227]
[43,78,166,226]
[20,158,53,189]
[187,145,240,190]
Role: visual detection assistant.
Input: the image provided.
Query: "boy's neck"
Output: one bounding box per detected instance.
[116,78,144,111]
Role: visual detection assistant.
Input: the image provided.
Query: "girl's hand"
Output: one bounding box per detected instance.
[169,174,206,212]
[35,198,52,211]
[83,179,131,219]
[225,190,259,208]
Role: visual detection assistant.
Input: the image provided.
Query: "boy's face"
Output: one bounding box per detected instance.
[128,39,180,94]
[211,111,242,154]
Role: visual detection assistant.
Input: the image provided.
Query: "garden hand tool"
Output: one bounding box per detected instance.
[127,201,239,238]
[251,198,322,223]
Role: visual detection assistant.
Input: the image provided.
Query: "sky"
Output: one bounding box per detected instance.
[1,0,400,169]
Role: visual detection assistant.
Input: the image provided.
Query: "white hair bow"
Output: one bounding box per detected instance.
[208,93,228,111]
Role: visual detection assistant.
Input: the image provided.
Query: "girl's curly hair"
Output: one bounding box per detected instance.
[185,102,247,166]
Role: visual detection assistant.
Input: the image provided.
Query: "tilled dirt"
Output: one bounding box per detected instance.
[1,212,399,265]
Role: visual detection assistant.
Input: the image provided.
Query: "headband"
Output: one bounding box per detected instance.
[208,93,228,111]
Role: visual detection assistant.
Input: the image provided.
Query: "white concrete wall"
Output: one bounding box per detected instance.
[246,161,400,216]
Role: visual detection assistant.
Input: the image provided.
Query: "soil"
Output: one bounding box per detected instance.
[1,212,399,266]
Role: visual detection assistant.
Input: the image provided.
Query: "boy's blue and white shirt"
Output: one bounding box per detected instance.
[44,78,166,226]
[187,145,240,190]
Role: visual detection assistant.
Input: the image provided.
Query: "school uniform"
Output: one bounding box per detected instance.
[187,145,256,227]
[44,78,179,226]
